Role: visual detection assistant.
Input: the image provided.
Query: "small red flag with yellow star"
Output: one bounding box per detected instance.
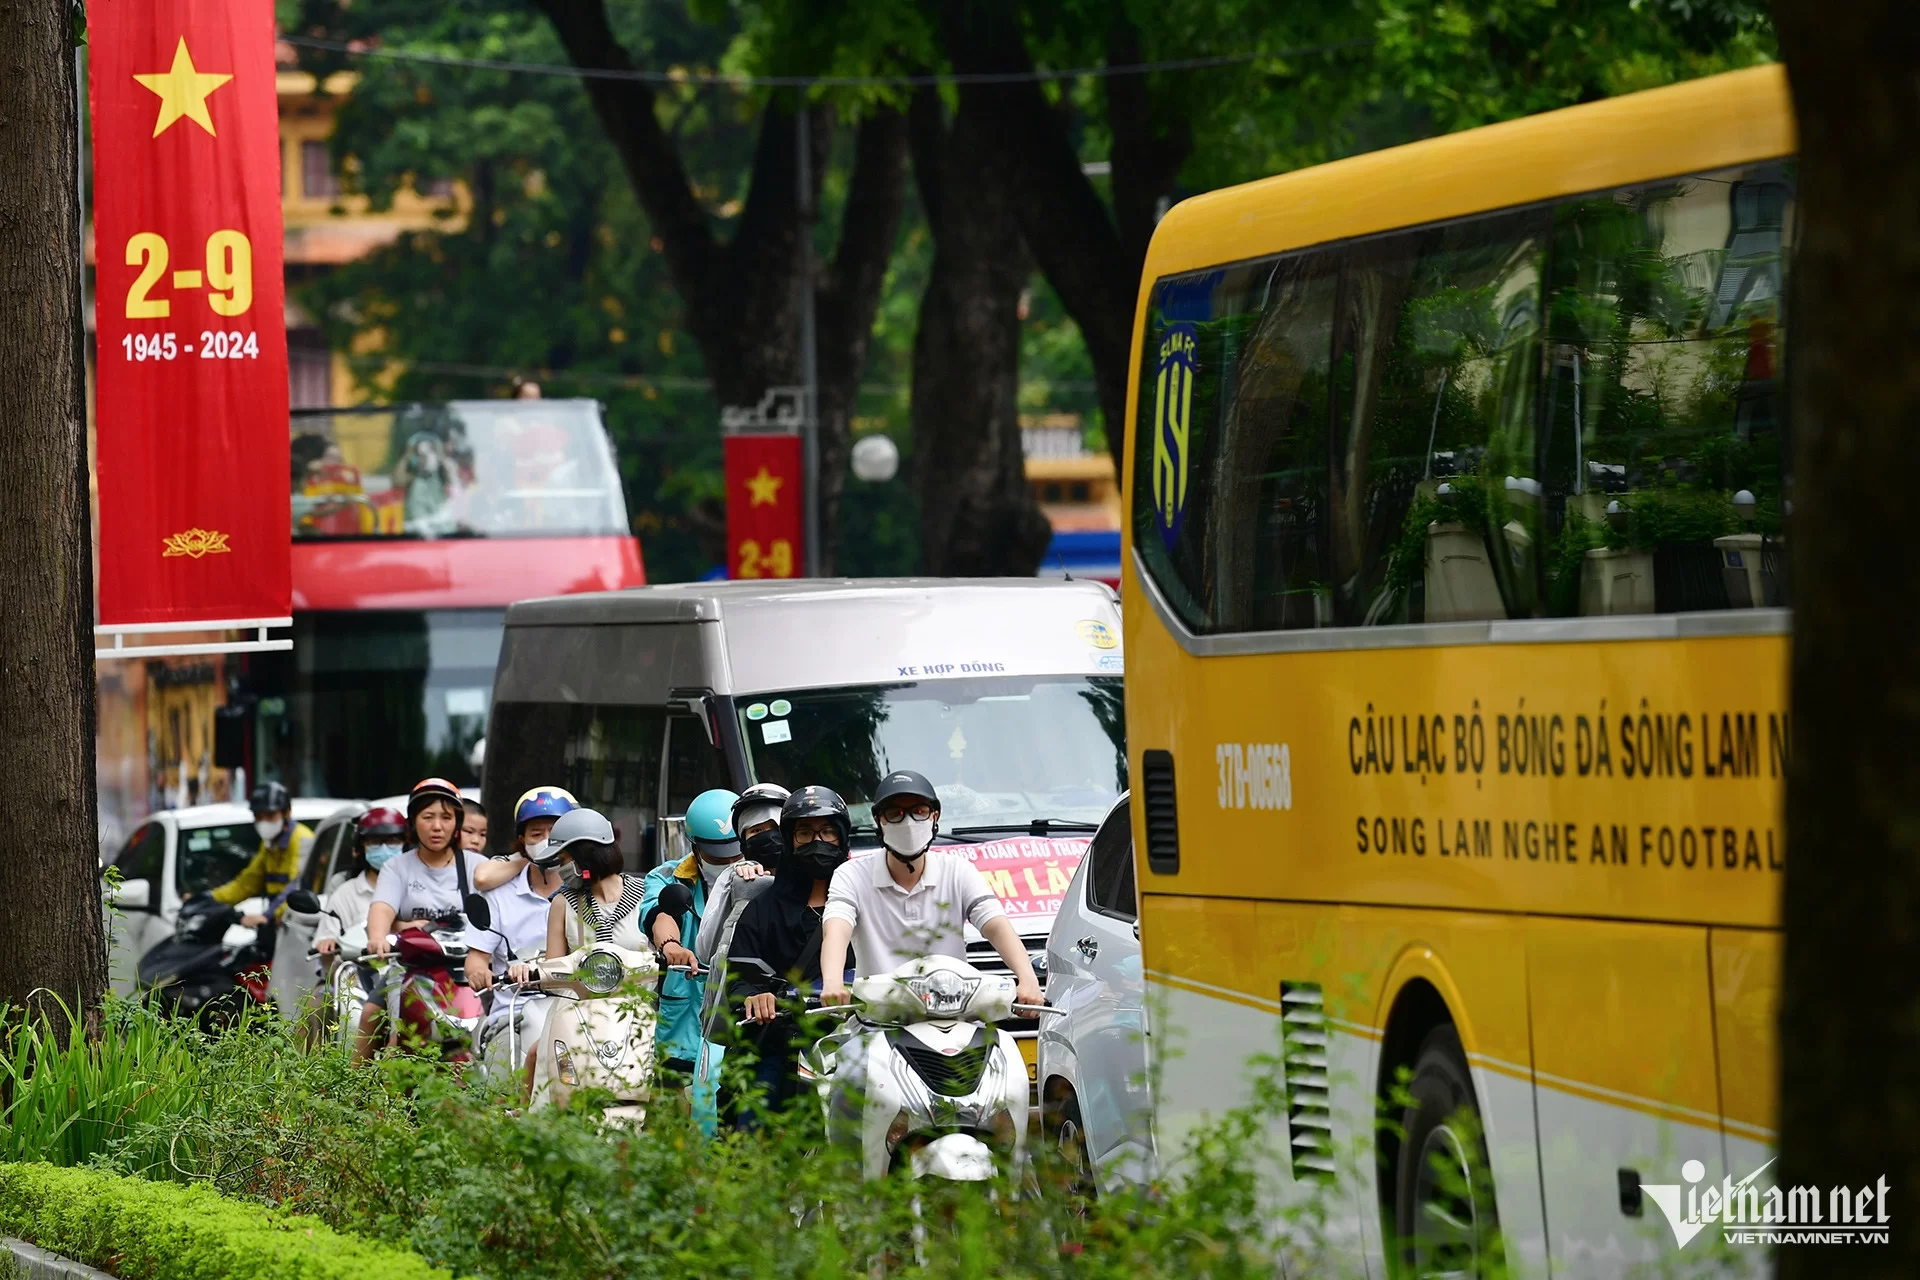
[723,433,804,579]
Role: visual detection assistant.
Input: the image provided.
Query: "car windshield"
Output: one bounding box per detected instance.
[289,399,627,539]
[738,676,1125,833]
[176,823,259,896]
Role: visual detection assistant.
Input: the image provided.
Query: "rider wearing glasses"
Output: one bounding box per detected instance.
[819,770,1043,1010]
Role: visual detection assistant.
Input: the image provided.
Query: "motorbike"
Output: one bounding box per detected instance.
[802,955,1052,1183]
[522,944,667,1124]
[365,915,486,1062]
[137,895,275,1025]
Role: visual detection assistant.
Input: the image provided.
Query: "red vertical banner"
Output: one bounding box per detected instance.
[89,0,290,625]
[723,434,804,579]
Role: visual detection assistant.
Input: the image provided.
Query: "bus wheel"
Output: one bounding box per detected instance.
[1393,1025,1500,1279]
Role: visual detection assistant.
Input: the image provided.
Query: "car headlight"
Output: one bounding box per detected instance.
[578,949,624,995]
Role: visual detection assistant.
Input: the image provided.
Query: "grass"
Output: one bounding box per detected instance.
[0,995,205,1172]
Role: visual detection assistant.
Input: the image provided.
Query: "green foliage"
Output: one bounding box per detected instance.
[1603,487,1740,550]
[0,1163,451,1280]
[0,997,203,1172]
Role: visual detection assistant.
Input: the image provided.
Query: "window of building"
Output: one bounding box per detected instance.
[302,140,339,199]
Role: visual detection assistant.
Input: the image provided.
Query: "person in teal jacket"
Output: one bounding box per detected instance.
[641,788,748,1083]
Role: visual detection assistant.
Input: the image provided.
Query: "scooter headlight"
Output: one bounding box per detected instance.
[553,1040,578,1086]
[578,949,625,995]
[907,969,979,1016]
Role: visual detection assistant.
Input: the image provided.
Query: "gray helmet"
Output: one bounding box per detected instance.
[544,807,616,866]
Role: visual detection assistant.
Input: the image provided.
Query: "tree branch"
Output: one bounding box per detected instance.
[533,0,717,304]
[817,108,910,392]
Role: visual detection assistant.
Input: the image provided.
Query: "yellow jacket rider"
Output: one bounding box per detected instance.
[209,781,315,925]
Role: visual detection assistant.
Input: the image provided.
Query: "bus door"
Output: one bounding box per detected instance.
[1526,921,1727,1272]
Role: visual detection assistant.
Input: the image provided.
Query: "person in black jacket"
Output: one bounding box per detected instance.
[724,786,854,1128]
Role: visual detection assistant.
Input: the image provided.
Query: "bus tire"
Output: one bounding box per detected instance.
[1392,1025,1501,1279]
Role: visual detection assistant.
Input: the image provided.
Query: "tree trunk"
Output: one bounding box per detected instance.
[535,0,909,574]
[940,5,1189,481]
[908,88,1052,577]
[0,2,107,1036]
[1774,4,1920,1274]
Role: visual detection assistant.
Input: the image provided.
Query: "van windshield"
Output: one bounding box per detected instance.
[737,676,1125,833]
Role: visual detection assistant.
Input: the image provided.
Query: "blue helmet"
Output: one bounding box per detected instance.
[685,788,741,852]
[515,785,578,831]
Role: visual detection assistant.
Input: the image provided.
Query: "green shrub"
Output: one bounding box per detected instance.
[0,1162,452,1280]
[0,997,205,1172]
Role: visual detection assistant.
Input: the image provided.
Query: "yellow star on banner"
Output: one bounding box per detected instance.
[134,38,233,138]
[745,465,783,507]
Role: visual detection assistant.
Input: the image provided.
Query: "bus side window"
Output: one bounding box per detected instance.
[1336,210,1549,627]
[663,713,727,818]
[1541,162,1793,617]
[1130,249,1341,634]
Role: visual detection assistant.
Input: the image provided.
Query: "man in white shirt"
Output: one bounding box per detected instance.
[819,770,1043,1009]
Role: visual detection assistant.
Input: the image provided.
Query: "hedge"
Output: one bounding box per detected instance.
[0,1164,452,1280]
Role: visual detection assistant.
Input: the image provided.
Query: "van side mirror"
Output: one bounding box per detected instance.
[108,878,152,910]
[668,688,719,747]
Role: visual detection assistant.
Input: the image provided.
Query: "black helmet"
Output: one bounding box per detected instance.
[781,786,851,850]
[248,780,291,815]
[872,770,939,812]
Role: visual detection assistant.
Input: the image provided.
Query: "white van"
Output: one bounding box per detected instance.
[481,578,1127,1076]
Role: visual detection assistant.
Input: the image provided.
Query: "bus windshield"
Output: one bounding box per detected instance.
[738,676,1126,834]
[290,400,627,540]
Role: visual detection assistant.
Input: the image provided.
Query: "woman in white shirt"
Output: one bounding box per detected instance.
[355,778,491,1061]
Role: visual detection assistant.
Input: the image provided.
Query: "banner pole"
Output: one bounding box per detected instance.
[795,93,821,578]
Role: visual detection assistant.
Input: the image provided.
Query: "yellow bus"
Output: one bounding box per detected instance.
[1123,66,1791,1276]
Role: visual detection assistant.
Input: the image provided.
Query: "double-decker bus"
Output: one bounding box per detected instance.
[96,398,645,833]
[1124,67,1790,1276]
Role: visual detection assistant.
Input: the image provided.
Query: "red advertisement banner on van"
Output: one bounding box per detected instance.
[723,433,803,579]
[959,837,1090,929]
[89,0,290,625]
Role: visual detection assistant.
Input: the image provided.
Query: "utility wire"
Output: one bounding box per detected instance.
[341,352,1096,397]
[281,34,1369,89]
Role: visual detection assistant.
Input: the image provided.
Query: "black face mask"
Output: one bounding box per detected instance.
[742,828,784,864]
[791,838,845,879]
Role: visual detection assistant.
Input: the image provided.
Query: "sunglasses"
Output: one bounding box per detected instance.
[876,803,935,823]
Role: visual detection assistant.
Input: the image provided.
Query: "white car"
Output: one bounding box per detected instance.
[1037,792,1155,1193]
[102,798,353,996]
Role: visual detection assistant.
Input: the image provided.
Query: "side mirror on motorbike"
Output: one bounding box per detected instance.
[108,877,151,910]
[465,893,492,931]
[284,888,323,916]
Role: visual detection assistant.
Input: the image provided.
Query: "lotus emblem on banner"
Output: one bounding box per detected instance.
[160,528,232,559]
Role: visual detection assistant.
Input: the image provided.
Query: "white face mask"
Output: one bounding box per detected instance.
[697,853,736,886]
[255,818,284,842]
[881,816,936,861]
[525,838,552,865]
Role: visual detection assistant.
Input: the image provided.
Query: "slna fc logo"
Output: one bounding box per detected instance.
[1153,324,1197,549]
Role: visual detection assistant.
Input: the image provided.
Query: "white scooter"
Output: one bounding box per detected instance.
[803,955,1051,1183]
[524,944,665,1125]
